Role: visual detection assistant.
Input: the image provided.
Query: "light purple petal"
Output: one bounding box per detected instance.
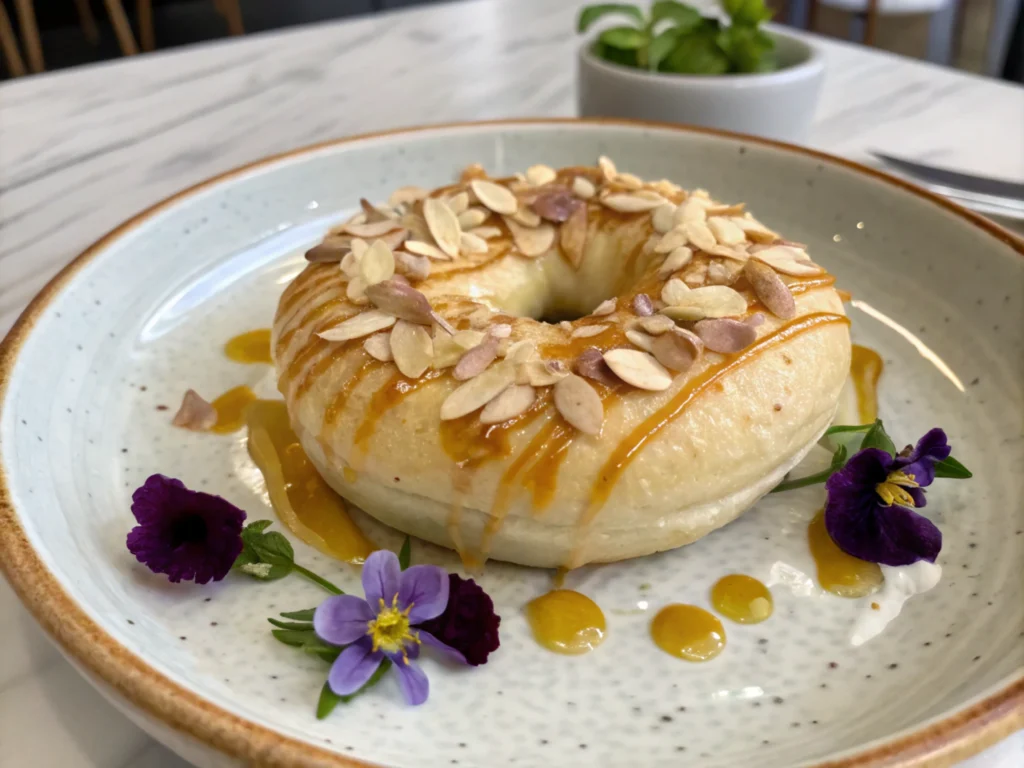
[418,629,468,665]
[313,595,374,646]
[392,658,429,705]
[398,565,450,623]
[327,640,384,696]
[362,549,401,612]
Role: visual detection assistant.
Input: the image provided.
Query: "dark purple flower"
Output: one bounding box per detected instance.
[314,550,467,706]
[127,474,246,584]
[824,430,952,566]
[418,574,501,666]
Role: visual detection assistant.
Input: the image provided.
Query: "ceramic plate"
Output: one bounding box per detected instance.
[1,120,1021,768]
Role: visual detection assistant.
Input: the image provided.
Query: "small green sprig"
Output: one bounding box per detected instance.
[233,520,343,594]
[578,0,777,75]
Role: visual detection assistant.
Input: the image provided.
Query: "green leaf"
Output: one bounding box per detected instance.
[398,536,412,570]
[279,608,317,621]
[825,423,876,436]
[723,0,773,26]
[661,32,729,74]
[646,27,680,71]
[267,618,314,631]
[830,444,849,470]
[577,3,644,33]
[301,638,343,663]
[250,531,295,566]
[315,659,393,720]
[650,1,702,32]
[599,25,648,50]
[594,41,641,68]
[717,24,776,73]
[271,628,315,647]
[933,455,973,479]
[862,419,896,456]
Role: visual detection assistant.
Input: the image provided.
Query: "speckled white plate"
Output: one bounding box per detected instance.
[1,120,1022,768]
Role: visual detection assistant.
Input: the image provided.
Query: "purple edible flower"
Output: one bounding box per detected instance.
[418,574,501,666]
[825,429,951,566]
[127,474,246,584]
[314,550,466,706]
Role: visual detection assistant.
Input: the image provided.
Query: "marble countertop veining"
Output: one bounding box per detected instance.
[0,0,1022,766]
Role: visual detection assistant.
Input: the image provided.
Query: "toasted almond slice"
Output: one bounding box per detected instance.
[480,384,536,424]
[505,218,555,257]
[305,238,350,263]
[457,207,490,229]
[603,349,673,391]
[172,389,217,431]
[519,359,569,386]
[404,239,451,261]
[651,203,677,234]
[602,193,666,213]
[393,250,431,281]
[318,310,396,342]
[746,312,766,327]
[358,239,395,286]
[614,172,644,190]
[559,204,588,269]
[553,374,604,435]
[343,219,404,238]
[591,298,617,316]
[451,330,486,349]
[706,202,746,217]
[706,243,749,261]
[460,231,489,254]
[460,163,488,182]
[469,225,503,240]
[751,246,825,276]
[346,276,368,304]
[506,339,538,364]
[401,211,432,242]
[685,220,718,252]
[510,206,542,227]
[360,198,395,223]
[389,320,433,378]
[659,284,747,321]
[743,260,796,319]
[490,323,513,339]
[661,277,691,306]
[672,200,708,227]
[574,347,619,386]
[470,179,518,215]
[337,211,367,230]
[572,324,610,339]
[707,216,746,246]
[598,155,617,181]
[654,226,690,254]
[440,362,516,420]
[639,315,676,335]
[446,191,470,215]
[340,249,360,278]
[423,198,462,258]
[389,186,429,207]
[693,318,758,353]
[651,328,703,372]
[731,215,778,243]
[625,329,655,352]
[363,333,394,362]
[454,335,499,381]
[431,330,466,369]
[572,176,596,199]
[365,280,434,325]
[706,259,742,286]
[526,164,558,186]
[632,293,654,316]
[533,189,581,223]
[658,246,694,278]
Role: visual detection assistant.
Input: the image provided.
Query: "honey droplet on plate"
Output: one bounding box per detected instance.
[224,328,273,364]
[808,510,882,597]
[850,344,883,423]
[526,590,606,655]
[210,385,258,433]
[650,604,726,662]
[711,574,773,624]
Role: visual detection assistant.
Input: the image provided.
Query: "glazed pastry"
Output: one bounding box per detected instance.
[273,159,851,569]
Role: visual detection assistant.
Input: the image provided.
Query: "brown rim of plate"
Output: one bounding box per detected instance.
[0,118,1021,768]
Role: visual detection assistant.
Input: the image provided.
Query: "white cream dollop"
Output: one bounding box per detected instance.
[850,560,942,646]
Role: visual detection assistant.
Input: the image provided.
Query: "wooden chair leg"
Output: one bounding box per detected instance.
[12,0,44,73]
[865,0,880,46]
[0,2,27,76]
[73,0,101,44]
[136,0,155,51]
[103,0,139,56]
[217,0,245,36]
[807,0,819,33]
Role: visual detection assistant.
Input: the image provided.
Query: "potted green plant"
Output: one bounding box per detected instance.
[576,1,826,142]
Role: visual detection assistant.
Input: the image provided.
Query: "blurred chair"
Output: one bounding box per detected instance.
[136,0,244,51]
[808,0,951,46]
[11,0,137,72]
[0,1,27,75]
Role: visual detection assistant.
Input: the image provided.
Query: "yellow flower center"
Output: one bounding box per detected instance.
[366,595,420,663]
[875,470,920,507]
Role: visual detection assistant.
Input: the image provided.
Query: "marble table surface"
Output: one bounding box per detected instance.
[0,0,1022,765]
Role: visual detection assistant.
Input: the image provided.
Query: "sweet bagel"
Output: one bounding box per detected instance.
[273,158,850,569]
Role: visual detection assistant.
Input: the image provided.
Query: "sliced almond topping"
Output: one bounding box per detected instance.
[533,189,582,223]
[431,330,466,369]
[460,231,489,254]
[602,193,666,213]
[706,202,746,217]
[693,318,758,353]
[505,218,555,257]
[706,243,749,261]
[318,309,396,342]
[470,179,518,215]
[751,245,825,276]
[707,217,746,246]
[423,198,462,258]
[639,315,675,335]
[393,250,431,281]
[682,261,709,288]
[340,249,360,278]
[526,164,557,186]
[172,389,217,431]
[731,215,778,243]
[360,198,395,223]
[469,225,503,240]
[651,328,702,372]
[490,323,513,339]
[343,219,404,238]
[363,333,394,362]
[559,204,588,269]
[558,321,573,332]
[603,349,673,391]
[446,191,470,215]
[404,239,452,261]
[659,284,747,321]
[614,172,644,190]
[572,176,596,199]
[510,206,542,227]
[358,240,396,286]
[685,220,718,252]
[452,330,486,349]
[519,359,569,387]
[743,260,796,319]
[651,203,677,234]
[389,186,429,207]
[346,277,368,304]
[453,335,499,380]
[389,321,433,378]
[480,384,536,424]
[632,293,654,316]
[706,259,742,286]
[365,280,435,325]
[457,207,489,230]
[440,362,516,420]
[459,163,487,182]
[572,324,610,339]
[654,226,690,254]
[591,298,617,316]
[673,200,708,227]
[661,278,691,306]
[305,238,350,263]
[658,246,694,277]
[746,312,766,327]
[625,328,655,352]
[575,347,619,386]
[553,374,604,435]
[506,339,538,364]
[598,156,617,182]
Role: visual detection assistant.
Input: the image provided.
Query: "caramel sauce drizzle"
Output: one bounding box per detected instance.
[274,266,338,325]
[353,368,446,454]
[850,344,883,423]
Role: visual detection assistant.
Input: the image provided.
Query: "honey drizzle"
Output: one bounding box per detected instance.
[583,312,850,527]
[274,267,338,326]
[322,354,381,432]
[850,344,884,423]
[275,297,346,359]
[353,369,446,453]
[224,329,272,364]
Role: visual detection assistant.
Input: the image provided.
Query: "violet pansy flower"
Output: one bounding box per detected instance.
[314,550,466,705]
[825,429,951,566]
